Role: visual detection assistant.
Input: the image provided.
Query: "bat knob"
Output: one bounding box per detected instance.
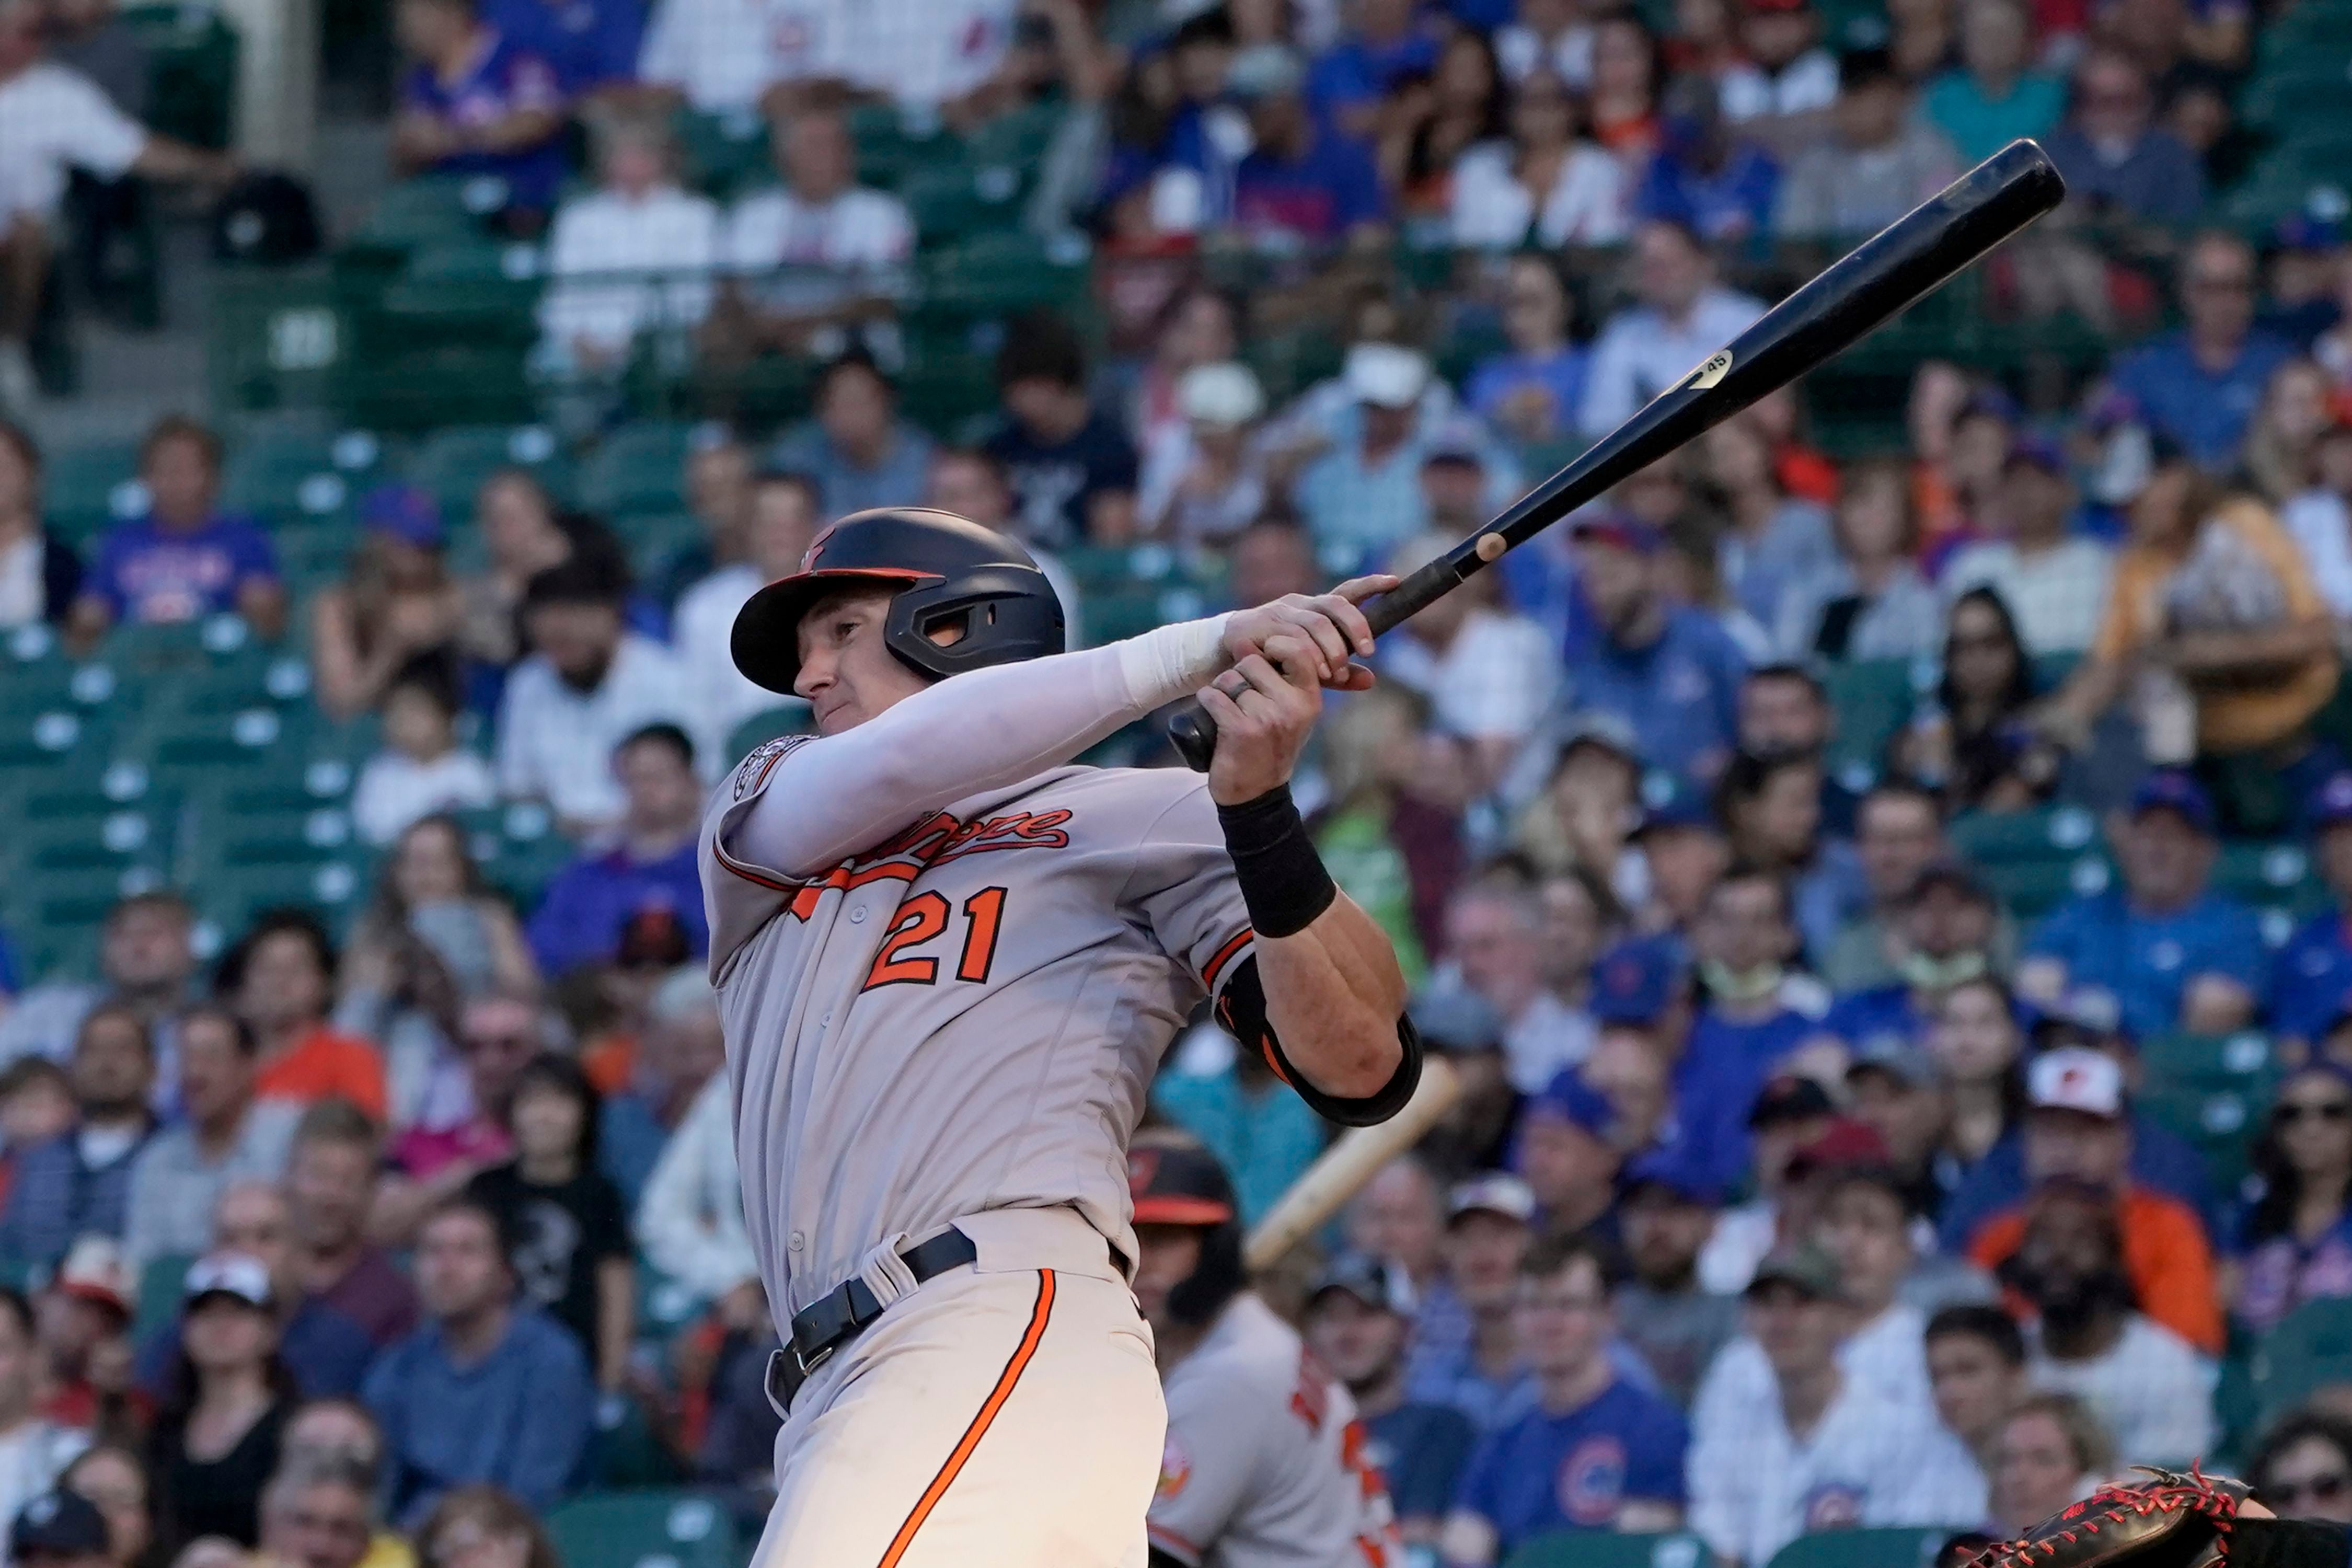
[1168,700,1217,773]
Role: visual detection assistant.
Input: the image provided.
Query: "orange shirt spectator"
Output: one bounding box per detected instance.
[1969,1183,2222,1354]
[254,1027,388,1123]
[219,910,390,1124]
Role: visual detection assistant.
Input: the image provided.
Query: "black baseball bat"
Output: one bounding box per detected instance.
[1168,136,2067,772]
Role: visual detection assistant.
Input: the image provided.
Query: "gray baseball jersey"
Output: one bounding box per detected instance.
[1148,1293,1403,1568]
[701,740,1260,1316]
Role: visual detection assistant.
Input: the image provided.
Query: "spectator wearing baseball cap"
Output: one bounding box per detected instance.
[312,483,460,723]
[2017,770,2268,1041]
[150,1252,295,1552]
[36,1238,132,1433]
[1514,1070,1624,1241]
[1717,0,1838,126]
[1695,1075,1835,1295]
[1403,1175,1539,1428]
[1403,991,1520,1182]
[1300,1256,1473,1552]
[2269,773,2352,1050]
[1226,42,1388,244]
[1615,1154,1737,1407]
[1819,860,2002,1058]
[1845,1035,1957,1221]
[1135,362,1268,547]
[1939,437,2115,659]
[1632,783,1731,947]
[10,1489,109,1568]
[1298,347,1522,563]
[1439,1236,1690,1566]
[1963,1048,2223,1353]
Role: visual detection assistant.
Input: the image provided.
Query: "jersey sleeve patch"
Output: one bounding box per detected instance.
[731,734,809,800]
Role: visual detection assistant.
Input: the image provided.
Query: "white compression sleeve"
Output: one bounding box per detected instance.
[725,616,1231,879]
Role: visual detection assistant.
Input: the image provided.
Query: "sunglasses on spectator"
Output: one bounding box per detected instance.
[2277,1099,2352,1124]
[2269,1471,2350,1507]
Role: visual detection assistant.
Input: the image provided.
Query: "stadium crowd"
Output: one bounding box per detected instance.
[5,0,2352,1558]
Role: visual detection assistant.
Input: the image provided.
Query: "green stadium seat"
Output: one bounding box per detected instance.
[1822,657,1928,787]
[544,1492,740,1568]
[901,162,1024,244]
[41,439,142,542]
[354,177,500,255]
[1947,806,2103,865]
[381,240,547,335]
[121,4,236,148]
[134,1253,195,1339]
[404,425,573,522]
[723,705,813,770]
[674,107,774,201]
[846,103,952,191]
[337,347,539,433]
[2139,1081,2266,1194]
[453,802,579,909]
[920,232,1091,318]
[1978,855,2111,921]
[960,102,1067,174]
[2139,1030,2277,1090]
[221,422,379,520]
[1506,1532,1710,1568]
[578,424,697,520]
[1766,1528,1960,1568]
[2251,1297,2352,1426]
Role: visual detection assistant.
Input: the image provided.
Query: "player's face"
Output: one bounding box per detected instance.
[1302,1294,1405,1389]
[1130,1224,1204,1331]
[794,589,933,735]
[1513,1256,1611,1379]
[1927,1332,2019,1449]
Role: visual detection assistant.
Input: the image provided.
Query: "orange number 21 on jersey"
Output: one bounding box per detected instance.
[862,887,1008,990]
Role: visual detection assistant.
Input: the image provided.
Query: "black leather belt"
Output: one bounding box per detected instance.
[765,1227,978,1414]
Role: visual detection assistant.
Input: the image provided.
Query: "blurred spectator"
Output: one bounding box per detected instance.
[2243,359,2337,510]
[463,1055,631,1395]
[68,418,283,647]
[1136,362,1268,545]
[1404,1174,1536,1426]
[1718,0,1838,128]
[532,113,718,400]
[1514,719,1644,902]
[2232,1064,2352,1333]
[1779,453,1941,663]
[1989,1392,2114,1535]
[1738,663,1860,836]
[313,487,462,725]
[351,667,497,848]
[1225,44,1387,246]
[122,1007,298,1271]
[1348,1156,1450,1308]
[1821,782,1949,993]
[2108,233,2295,470]
[1774,50,1959,244]
[647,434,752,612]
[1846,1039,1963,1219]
[389,0,564,227]
[983,310,1138,548]
[494,556,691,838]
[1585,13,1664,158]
[364,1198,593,1525]
[454,472,640,671]
[2042,47,2203,226]
[37,1240,135,1436]
[1514,1071,1623,1236]
[1439,1236,1688,1565]
[1307,0,1438,140]
[275,1400,409,1568]
[1123,288,1239,458]
[0,1063,74,1214]
[672,469,818,763]
[1437,881,1590,1094]
[1969,1048,2222,1354]
[1299,1256,1472,1552]
[1564,513,1749,783]
[343,816,536,1035]
[1941,440,2114,657]
[1634,75,1781,244]
[1379,531,1560,794]
[481,0,637,99]
[60,1446,151,1568]
[1924,1303,2028,1480]
[2003,1179,2215,1466]
[595,965,721,1208]
[2016,773,2264,1037]
[288,1102,420,1350]
[1449,66,1627,249]
[712,109,911,360]
[1701,415,1837,639]
[220,914,385,1125]
[766,353,932,522]
[1687,1243,1982,1567]
[412,1486,558,1568]
[0,1005,153,1269]
[1387,31,1509,214]
[1582,221,1765,437]
[629,0,839,112]
[2274,778,2352,1051]
[255,1454,376,1568]
[1465,256,1586,447]
[0,1,232,410]
[635,1035,752,1311]
[8,1490,109,1568]
[1613,1156,1738,1406]
[379,993,536,1236]
[2282,424,2352,619]
[0,1289,86,1547]
[923,447,1086,643]
[1923,0,2062,162]
[2250,1411,2352,1525]
[1153,1020,1326,1228]
[146,1253,295,1551]
[0,425,83,626]
[1296,347,1468,559]
[524,725,708,979]
[1715,749,1862,962]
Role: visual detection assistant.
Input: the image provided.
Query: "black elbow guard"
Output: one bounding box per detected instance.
[1213,955,1424,1127]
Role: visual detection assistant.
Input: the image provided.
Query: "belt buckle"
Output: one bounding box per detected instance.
[792,1336,835,1377]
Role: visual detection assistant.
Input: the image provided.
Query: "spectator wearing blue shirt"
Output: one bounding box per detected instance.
[1404,1174,1538,1428]
[2107,231,2298,471]
[1438,1235,1690,1565]
[2270,773,2352,1050]
[1466,255,1588,448]
[1301,1255,1477,1554]
[524,724,710,979]
[1305,0,1441,142]
[365,1196,594,1526]
[1152,1024,1329,1227]
[2019,770,2267,1040]
[1563,512,1749,785]
[1226,45,1389,246]
[0,1004,154,1271]
[71,416,284,648]
[765,352,936,524]
[390,0,568,223]
[481,0,639,96]
[1714,748,1867,969]
[1634,77,1780,245]
[1820,861,2003,1057]
[2042,48,2205,228]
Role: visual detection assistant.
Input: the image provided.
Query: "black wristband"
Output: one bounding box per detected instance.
[2229,1518,2352,1568]
[1216,783,1338,940]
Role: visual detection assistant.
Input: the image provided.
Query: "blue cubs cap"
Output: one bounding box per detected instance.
[2314,771,2352,831]
[1591,938,1679,1027]
[1526,1069,1615,1139]
[2004,433,2067,476]
[9,1491,106,1561]
[359,483,444,549]
[2130,769,2215,835]
[1636,778,1717,836]
[1621,1149,1722,1207]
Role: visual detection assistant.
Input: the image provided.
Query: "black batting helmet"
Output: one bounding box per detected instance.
[1129,1137,1246,1328]
[730,508,1065,695]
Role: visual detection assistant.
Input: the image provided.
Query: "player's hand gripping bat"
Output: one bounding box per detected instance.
[1169,137,2067,771]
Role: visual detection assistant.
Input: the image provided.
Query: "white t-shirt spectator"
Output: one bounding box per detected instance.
[1579,285,1766,437]
[1380,608,1563,751]
[1717,50,1840,121]
[722,183,913,314]
[1494,23,1593,86]
[1694,1302,1939,1426]
[0,1421,92,1564]
[352,747,499,846]
[537,183,721,359]
[637,1070,756,1302]
[636,0,845,112]
[2028,1315,2216,1470]
[494,631,694,828]
[827,0,1016,110]
[1939,537,2117,655]
[1448,140,1628,249]
[2285,486,2352,619]
[0,61,147,223]
[672,562,790,766]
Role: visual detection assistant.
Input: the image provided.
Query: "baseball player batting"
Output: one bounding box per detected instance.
[699,507,1422,1567]
[1128,1135,1404,1568]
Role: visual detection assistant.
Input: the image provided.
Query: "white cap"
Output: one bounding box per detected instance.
[183,1251,274,1309]
[1447,1172,1537,1225]
[1177,362,1265,428]
[1344,343,1430,410]
[2027,1046,2124,1120]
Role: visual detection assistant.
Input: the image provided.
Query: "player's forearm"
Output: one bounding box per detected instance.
[1255,894,1408,1101]
[731,617,1230,876]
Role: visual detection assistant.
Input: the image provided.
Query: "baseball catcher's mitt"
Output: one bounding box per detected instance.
[1975,1468,2252,1568]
